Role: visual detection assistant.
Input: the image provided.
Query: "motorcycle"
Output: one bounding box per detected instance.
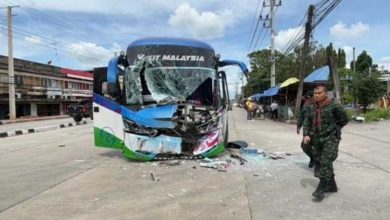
[254,105,265,120]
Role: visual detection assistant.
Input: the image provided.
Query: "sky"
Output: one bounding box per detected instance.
[1,0,389,96]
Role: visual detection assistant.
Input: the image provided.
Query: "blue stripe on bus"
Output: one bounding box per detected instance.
[121,106,175,129]
[128,37,214,50]
[93,93,175,128]
[93,94,122,114]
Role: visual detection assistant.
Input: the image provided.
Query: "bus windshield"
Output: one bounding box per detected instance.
[125,61,215,105]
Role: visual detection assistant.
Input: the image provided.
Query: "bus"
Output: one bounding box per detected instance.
[93,37,248,161]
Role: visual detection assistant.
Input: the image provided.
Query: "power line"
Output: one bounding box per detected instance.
[253,28,269,50]
[9,0,89,36]
[0,25,105,63]
[247,0,265,52]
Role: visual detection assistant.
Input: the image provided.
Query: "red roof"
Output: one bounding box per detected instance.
[61,68,93,81]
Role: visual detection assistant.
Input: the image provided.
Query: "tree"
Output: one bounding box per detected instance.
[337,48,346,68]
[326,43,337,61]
[355,50,372,73]
[353,73,386,112]
[245,49,272,97]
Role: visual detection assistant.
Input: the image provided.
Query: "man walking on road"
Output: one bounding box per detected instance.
[297,91,315,169]
[270,100,278,121]
[245,97,256,122]
[303,84,348,201]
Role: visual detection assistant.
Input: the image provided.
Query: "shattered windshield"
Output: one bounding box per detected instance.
[125,61,215,105]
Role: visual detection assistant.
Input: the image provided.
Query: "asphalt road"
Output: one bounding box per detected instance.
[0,107,389,220]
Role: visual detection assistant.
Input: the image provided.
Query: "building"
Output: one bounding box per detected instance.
[0,55,93,119]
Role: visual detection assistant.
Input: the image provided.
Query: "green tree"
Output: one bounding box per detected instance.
[351,51,384,109]
[355,50,372,73]
[245,49,272,97]
[337,48,346,68]
[353,73,386,112]
[326,43,337,61]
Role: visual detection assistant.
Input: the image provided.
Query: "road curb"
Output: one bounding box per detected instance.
[0,121,88,138]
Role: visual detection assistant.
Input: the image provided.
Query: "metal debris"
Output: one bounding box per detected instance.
[228,149,247,165]
[199,158,229,169]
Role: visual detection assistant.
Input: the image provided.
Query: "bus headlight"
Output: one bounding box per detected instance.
[123,118,159,137]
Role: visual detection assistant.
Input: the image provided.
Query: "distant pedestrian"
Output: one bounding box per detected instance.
[303,84,348,201]
[270,100,278,120]
[245,97,255,122]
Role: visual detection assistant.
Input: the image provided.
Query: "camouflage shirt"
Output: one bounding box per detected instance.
[297,102,314,130]
[303,100,348,141]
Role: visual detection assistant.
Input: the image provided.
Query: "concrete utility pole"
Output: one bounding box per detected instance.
[7,6,19,120]
[263,0,282,87]
[329,56,342,104]
[353,47,356,74]
[352,47,357,107]
[295,4,315,115]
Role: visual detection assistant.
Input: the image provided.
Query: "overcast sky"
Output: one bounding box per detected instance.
[0,0,389,95]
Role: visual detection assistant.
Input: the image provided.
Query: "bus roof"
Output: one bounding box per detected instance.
[128,37,214,50]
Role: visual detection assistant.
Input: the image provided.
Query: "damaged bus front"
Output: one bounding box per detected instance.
[93,37,248,161]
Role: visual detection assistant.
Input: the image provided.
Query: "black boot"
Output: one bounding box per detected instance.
[325,176,338,192]
[312,178,327,201]
[314,161,320,177]
[308,157,315,168]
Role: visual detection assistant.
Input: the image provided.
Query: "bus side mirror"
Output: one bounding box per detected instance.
[107,82,117,95]
[102,82,117,97]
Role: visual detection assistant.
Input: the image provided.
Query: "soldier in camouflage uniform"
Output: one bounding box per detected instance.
[297,91,315,168]
[303,84,348,201]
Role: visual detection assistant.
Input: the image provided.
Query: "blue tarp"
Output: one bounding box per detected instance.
[250,85,280,100]
[304,66,330,83]
[263,85,280,97]
[253,93,264,100]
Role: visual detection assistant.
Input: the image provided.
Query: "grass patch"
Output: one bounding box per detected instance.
[362,109,390,122]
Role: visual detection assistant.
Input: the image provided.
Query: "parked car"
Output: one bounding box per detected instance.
[67,100,93,122]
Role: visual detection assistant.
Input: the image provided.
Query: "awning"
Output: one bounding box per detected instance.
[280,77,299,88]
[304,66,330,83]
[253,93,264,100]
[263,85,280,97]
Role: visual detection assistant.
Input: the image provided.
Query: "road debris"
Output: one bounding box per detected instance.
[58,144,66,147]
[240,147,258,154]
[159,160,182,166]
[150,172,160,181]
[269,151,291,160]
[228,149,248,165]
[199,158,229,170]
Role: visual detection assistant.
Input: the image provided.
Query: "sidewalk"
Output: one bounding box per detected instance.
[0,116,89,138]
[0,115,70,125]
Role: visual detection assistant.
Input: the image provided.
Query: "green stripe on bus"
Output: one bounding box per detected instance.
[201,143,225,158]
[94,127,123,150]
[122,146,154,161]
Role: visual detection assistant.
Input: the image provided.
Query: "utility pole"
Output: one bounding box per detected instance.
[6,6,19,120]
[263,0,282,87]
[352,47,357,108]
[295,4,315,114]
[352,47,356,74]
[329,56,342,104]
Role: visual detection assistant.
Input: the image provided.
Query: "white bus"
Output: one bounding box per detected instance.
[93,37,248,161]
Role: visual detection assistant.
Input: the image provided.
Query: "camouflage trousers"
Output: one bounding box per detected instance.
[301,138,313,158]
[312,136,340,180]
